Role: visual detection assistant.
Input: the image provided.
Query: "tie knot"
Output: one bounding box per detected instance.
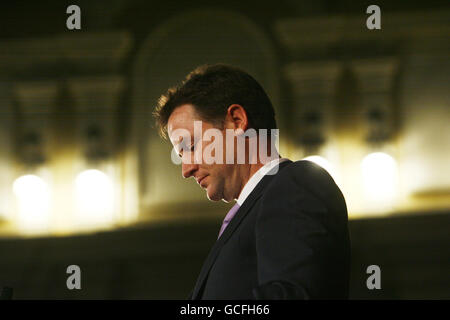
[218,203,240,239]
[225,203,240,221]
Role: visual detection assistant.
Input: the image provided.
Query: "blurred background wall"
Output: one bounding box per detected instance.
[0,0,449,299]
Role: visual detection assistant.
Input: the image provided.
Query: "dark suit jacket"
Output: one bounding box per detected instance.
[189,159,351,299]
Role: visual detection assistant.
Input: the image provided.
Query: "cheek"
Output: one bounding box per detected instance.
[205,165,224,182]
[224,138,233,158]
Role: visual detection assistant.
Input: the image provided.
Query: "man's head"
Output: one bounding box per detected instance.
[153,64,278,202]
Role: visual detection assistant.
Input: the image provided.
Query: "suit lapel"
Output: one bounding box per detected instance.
[191,160,292,299]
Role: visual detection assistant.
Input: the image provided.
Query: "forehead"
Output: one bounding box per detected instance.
[167,104,199,135]
[167,104,201,145]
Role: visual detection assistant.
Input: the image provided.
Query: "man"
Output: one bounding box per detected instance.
[154,64,351,299]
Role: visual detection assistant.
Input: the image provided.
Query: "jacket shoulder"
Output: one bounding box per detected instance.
[262,159,344,206]
[271,160,336,186]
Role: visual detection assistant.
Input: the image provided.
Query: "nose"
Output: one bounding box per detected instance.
[182,162,198,179]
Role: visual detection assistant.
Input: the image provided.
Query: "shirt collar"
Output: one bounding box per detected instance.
[236,158,290,206]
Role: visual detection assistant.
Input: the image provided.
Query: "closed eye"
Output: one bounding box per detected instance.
[177,142,195,158]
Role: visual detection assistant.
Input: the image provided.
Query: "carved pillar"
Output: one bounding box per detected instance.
[13,82,58,167]
[0,83,14,223]
[284,61,340,171]
[67,76,125,228]
[352,58,399,213]
[352,59,397,147]
[68,76,124,161]
[12,81,58,232]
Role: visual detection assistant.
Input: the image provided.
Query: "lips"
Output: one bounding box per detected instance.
[196,175,208,186]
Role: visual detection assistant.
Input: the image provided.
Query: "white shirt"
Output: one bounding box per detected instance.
[236,158,290,206]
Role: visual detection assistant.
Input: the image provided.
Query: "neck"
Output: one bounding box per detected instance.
[235,137,280,200]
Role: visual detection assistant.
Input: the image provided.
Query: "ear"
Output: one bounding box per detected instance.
[225,104,249,134]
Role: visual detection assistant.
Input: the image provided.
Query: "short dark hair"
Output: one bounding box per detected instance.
[153,64,277,138]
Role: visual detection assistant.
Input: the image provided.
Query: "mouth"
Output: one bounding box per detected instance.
[196,175,208,187]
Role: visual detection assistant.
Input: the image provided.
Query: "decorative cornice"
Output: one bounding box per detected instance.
[67,75,125,112]
[284,61,340,95]
[0,31,133,76]
[12,81,58,114]
[351,58,397,92]
[275,10,450,52]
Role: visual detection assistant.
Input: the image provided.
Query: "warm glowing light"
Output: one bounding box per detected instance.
[303,155,338,182]
[361,152,398,212]
[12,174,51,232]
[75,169,114,228]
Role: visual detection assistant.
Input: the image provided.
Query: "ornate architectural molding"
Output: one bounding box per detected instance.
[0,32,133,76]
[67,75,125,160]
[275,10,450,53]
[351,58,398,143]
[12,81,59,164]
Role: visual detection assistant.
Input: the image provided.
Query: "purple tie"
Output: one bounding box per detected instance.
[218,203,240,239]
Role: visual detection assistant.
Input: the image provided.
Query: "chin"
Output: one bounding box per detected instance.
[206,186,222,202]
[206,193,222,202]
